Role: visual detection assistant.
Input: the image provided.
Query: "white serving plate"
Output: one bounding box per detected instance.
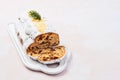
[7,23,71,74]
[17,17,68,64]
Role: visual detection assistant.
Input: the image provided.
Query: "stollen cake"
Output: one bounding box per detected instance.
[34,32,59,47]
[26,32,66,63]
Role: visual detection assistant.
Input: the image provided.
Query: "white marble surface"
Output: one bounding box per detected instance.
[0,0,120,80]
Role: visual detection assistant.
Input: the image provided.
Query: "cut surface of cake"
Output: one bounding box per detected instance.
[37,46,66,61]
[35,32,59,47]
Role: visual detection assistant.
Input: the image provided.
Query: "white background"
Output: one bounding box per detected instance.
[0,0,120,80]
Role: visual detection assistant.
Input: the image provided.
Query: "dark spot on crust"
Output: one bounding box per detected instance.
[31,47,34,50]
[43,58,47,61]
[46,35,49,40]
[54,57,58,59]
[51,37,53,38]
[57,47,61,49]
[32,51,37,54]
[38,50,42,53]
[51,48,55,51]
[49,39,52,40]
[39,36,42,40]
[50,57,54,60]
[42,35,45,39]
[41,41,46,44]
[53,43,57,46]
[36,46,39,49]
[48,32,53,35]
[30,53,32,56]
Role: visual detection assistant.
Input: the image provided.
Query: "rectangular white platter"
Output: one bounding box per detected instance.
[7,23,71,74]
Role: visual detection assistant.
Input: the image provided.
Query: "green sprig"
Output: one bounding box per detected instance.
[28,10,41,20]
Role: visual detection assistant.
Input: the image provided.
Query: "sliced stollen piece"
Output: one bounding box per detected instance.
[26,32,60,60]
[34,32,60,47]
[26,42,51,60]
[26,42,45,60]
[26,43,40,60]
[37,46,66,64]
